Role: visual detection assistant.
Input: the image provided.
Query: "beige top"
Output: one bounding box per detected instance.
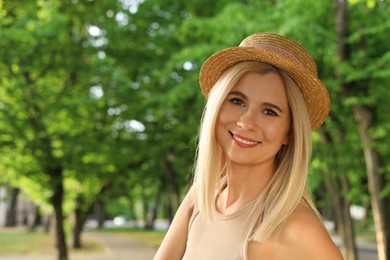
[182,200,256,260]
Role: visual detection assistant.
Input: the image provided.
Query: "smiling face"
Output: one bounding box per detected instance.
[216,71,291,169]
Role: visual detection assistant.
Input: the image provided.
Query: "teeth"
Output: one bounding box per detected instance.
[233,135,258,145]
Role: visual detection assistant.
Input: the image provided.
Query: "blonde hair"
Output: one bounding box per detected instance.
[193,61,320,258]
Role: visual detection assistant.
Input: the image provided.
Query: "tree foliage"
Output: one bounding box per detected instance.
[0,0,389,259]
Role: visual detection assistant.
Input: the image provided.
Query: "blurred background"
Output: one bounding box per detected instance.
[0,0,389,259]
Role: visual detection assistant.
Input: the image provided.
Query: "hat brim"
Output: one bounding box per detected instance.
[199,47,330,130]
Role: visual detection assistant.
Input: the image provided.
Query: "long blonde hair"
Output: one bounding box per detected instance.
[193,61,320,257]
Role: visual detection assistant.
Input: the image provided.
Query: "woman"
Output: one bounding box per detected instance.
[154,33,343,259]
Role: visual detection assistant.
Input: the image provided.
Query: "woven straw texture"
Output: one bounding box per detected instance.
[199,33,330,130]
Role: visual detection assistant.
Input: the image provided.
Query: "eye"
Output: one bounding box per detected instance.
[229,97,244,106]
[263,109,278,116]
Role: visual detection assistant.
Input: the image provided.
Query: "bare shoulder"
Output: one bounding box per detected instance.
[280,205,343,259]
[153,185,196,260]
[178,184,196,209]
[248,205,344,260]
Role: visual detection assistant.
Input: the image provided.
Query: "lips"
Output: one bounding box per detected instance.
[229,131,260,147]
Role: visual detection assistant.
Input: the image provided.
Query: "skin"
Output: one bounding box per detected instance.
[247,204,344,259]
[154,71,343,260]
[153,185,194,260]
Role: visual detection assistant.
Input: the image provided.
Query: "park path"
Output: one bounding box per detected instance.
[0,231,157,260]
[71,231,158,260]
[0,231,378,260]
[332,235,378,260]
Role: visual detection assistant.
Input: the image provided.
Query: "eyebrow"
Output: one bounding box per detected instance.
[228,91,248,101]
[228,90,285,113]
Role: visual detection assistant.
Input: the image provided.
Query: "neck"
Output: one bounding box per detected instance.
[218,161,275,214]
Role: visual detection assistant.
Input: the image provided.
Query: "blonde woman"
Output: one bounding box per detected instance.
[154,33,343,260]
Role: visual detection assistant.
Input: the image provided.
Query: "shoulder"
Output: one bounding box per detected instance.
[181,184,197,213]
[154,185,196,260]
[280,205,343,259]
[248,205,343,260]
[171,184,197,226]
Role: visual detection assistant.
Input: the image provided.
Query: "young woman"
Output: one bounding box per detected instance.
[154,33,343,260]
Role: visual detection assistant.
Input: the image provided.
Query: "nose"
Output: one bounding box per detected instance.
[237,107,258,131]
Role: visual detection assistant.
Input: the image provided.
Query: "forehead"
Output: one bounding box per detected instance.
[231,71,288,106]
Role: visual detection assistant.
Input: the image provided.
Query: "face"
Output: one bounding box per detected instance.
[216,71,291,168]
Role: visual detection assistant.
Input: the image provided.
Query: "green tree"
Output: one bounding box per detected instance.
[1,1,388,259]
[333,1,390,259]
[0,0,125,258]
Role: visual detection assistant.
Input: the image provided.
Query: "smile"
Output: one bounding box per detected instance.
[230,132,260,146]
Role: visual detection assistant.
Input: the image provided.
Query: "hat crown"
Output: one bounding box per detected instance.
[239,33,318,76]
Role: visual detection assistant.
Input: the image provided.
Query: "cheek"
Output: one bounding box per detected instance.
[215,121,226,148]
[264,121,290,140]
[215,112,233,144]
[218,105,240,124]
[217,106,229,123]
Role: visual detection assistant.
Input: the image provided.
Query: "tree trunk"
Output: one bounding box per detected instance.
[164,153,180,224]
[95,199,105,229]
[361,203,370,229]
[319,128,358,260]
[73,195,96,249]
[128,195,137,226]
[352,105,390,260]
[51,167,68,260]
[340,174,358,260]
[141,188,149,228]
[28,205,42,232]
[166,195,174,225]
[145,190,161,230]
[43,213,51,233]
[94,183,111,229]
[324,176,358,260]
[72,196,84,249]
[5,187,20,227]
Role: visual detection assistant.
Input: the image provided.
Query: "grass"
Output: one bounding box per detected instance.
[95,227,166,248]
[0,228,56,255]
[0,227,165,255]
[0,227,103,255]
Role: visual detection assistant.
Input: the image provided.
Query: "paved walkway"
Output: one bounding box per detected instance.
[332,235,378,260]
[72,232,157,260]
[0,231,378,260]
[0,231,157,260]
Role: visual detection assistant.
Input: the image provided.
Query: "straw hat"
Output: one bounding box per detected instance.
[199,32,330,130]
